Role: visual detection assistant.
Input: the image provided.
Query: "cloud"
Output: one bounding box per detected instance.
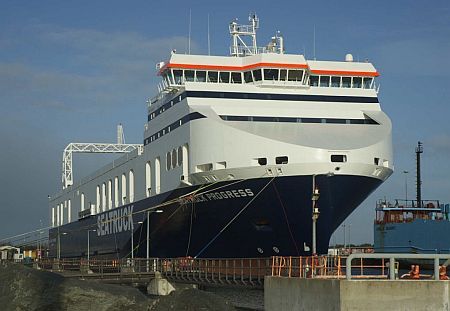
[0,25,199,114]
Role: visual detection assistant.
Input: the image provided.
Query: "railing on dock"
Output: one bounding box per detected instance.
[9,254,450,284]
[346,253,450,280]
[159,257,271,287]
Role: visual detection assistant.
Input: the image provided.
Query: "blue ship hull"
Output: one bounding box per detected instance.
[50,174,382,259]
[374,220,450,254]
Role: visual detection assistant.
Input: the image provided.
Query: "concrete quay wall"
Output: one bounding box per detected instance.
[265,277,450,311]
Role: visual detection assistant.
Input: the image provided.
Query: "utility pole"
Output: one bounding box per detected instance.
[311,175,320,255]
[416,142,423,207]
[403,171,409,203]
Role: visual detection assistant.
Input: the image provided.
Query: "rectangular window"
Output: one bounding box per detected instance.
[219,72,230,83]
[353,77,362,88]
[363,77,373,89]
[196,71,206,82]
[309,75,319,86]
[331,76,340,87]
[276,156,289,164]
[264,69,279,81]
[184,70,195,82]
[252,69,262,81]
[244,71,253,83]
[331,155,347,162]
[342,77,351,88]
[288,70,304,82]
[167,70,174,84]
[279,69,287,81]
[208,71,218,83]
[173,70,183,84]
[231,72,242,83]
[320,76,330,87]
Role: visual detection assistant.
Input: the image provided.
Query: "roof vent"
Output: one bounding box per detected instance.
[345,54,354,62]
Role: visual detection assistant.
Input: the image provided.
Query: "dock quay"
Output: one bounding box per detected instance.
[9,253,450,310]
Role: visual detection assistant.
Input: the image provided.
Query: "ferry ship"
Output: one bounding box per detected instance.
[48,14,393,259]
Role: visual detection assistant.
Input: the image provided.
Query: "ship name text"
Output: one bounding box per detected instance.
[180,188,254,205]
[97,205,134,237]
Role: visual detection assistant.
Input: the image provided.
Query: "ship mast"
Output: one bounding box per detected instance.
[229,13,259,57]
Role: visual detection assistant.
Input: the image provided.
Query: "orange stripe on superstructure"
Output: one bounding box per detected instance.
[160,62,379,77]
[310,69,379,77]
[165,62,309,71]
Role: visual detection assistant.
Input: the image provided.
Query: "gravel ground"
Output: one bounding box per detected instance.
[0,261,246,311]
[149,288,237,311]
[202,286,264,310]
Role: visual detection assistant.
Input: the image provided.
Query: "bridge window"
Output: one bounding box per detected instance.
[185,70,195,82]
[342,77,351,88]
[173,70,183,84]
[279,69,287,81]
[196,71,206,82]
[353,77,362,88]
[166,70,174,84]
[264,69,279,81]
[252,69,262,81]
[207,71,218,83]
[231,72,242,83]
[288,70,303,82]
[331,76,340,87]
[320,76,330,87]
[219,72,230,83]
[310,75,319,86]
[244,71,253,83]
[363,77,373,89]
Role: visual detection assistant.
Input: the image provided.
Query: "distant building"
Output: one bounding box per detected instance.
[0,245,23,260]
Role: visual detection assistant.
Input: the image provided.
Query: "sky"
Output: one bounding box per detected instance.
[1,0,450,246]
